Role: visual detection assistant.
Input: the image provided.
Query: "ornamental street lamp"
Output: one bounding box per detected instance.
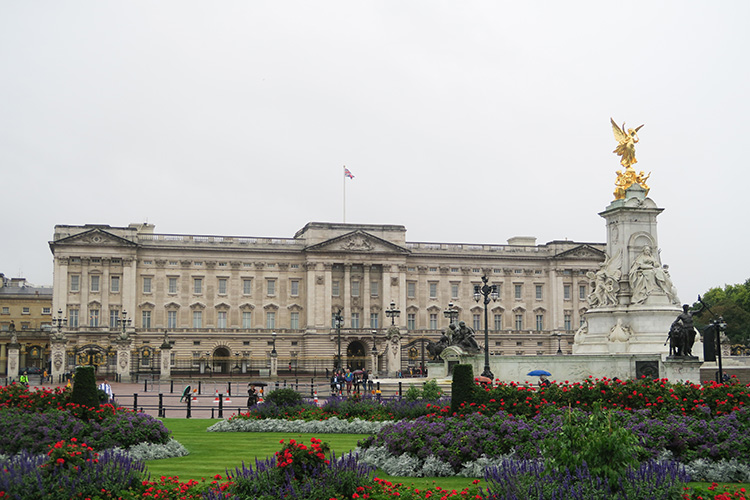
[713,316,728,383]
[552,332,563,355]
[473,275,499,380]
[117,311,132,337]
[333,309,344,369]
[371,330,378,354]
[443,302,459,326]
[385,301,400,326]
[271,331,277,355]
[52,309,67,333]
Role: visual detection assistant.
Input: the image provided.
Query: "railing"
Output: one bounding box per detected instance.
[137,233,304,247]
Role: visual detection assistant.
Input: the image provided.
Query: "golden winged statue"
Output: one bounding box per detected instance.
[611,118,648,200]
[611,118,643,168]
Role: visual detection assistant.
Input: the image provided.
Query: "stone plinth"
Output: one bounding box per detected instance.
[7,343,20,381]
[160,342,172,381]
[116,340,133,382]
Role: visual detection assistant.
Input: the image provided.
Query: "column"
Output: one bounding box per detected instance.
[363,264,371,329]
[323,263,333,329]
[343,264,351,323]
[305,262,317,328]
[160,340,172,381]
[50,339,67,383]
[7,341,20,381]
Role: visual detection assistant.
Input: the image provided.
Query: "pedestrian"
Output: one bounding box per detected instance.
[247,385,258,408]
[344,369,353,396]
[19,372,29,387]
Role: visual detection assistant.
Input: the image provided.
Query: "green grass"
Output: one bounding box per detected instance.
[145,419,368,480]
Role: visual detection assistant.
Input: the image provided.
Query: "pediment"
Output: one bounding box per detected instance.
[554,244,605,261]
[304,230,410,254]
[53,228,137,248]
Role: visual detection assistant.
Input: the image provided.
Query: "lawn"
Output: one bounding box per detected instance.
[145,418,484,492]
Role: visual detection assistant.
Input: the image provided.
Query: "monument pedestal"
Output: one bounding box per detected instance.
[7,342,20,381]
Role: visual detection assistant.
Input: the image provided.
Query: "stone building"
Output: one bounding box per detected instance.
[0,275,53,376]
[47,222,605,379]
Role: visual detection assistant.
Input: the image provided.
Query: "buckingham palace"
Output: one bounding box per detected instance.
[47,221,605,379]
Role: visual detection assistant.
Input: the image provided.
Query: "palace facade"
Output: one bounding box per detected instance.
[48,222,605,377]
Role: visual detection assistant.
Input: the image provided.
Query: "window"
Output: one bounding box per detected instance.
[141,310,151,328]
[473,314,481,331]
[89,275,100,292]
[70,275,80,292]
[168,277,178,294]
[110,276,120,293]
[193,278,202,294]
[217,311,227,328]
[494,314,502,331]
[218,278,227,295]
[351,312,360,328]
[536,314,544,331]
[169,261,178,266]
[266,311,276,329]
[243,279,252,295]
[535,285,543,300]
[332,281,340,297]
[290,264,299,269]
[370,313,379,329]
[579,284,587,300]
[370,281,379,297]
[407,282,416,298]
[351,281,360,297]
[143,277,152,293]
[69,309,79,328]
[514,284,522,300]
[429,313,438,330]
[192,311,202,328]
[515,314,523,330]
[267,280,276,296]
[407,313,416,330]
[1,307,8,314]
[451,283,459,299]
[22,307,30,315]
[42,307,51,315]
[564,284,571,300]
[290,311,299,329]
[290,280,299,297]
[167,310,177,329]
[110,309,119,328]
[89,309,100,327]
[429,282,438,299]
[430,267,438,272]
[564,314,572,331]
[242,311,252,328]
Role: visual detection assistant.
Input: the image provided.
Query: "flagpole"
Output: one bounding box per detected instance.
[343,165,346,223]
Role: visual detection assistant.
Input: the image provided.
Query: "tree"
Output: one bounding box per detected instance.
[693,278,750,345]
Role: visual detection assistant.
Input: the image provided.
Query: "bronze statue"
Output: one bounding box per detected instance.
[454,321,480,351]
[668,303,704,357]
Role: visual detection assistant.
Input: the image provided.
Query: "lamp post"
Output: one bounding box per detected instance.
[713,316,728,383]
[552,332,563,355]
[443,302,459,326]
[117,310,132,337]
[52,309,67,333]
[385,301,400,326]
[473,275,499,379]
[271,331,277,355]
[333,309,344,369]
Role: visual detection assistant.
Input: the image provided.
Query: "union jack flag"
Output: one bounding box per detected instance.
[344,167,354,179]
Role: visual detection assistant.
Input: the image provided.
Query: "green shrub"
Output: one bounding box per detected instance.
[70,366,99,410]
[265,387,304,407]
[450,364,475,415]
[422,379,443,400]
[541,405,645,487]
[404,384,422,401]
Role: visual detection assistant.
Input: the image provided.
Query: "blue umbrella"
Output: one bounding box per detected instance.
[527,370,551,377]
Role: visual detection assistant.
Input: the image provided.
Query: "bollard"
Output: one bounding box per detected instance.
[283,380,287,388]
[227,382,231,396]
[170,380,174,394]
[211,407,215,419]
[310,379,314,397]
[398,382,402,398]
[376,381,381,402]
[198,380,202,395]
[218,394,224,419]
[158,393,164,418]
[295,379,298,391]
[187,396,192,419]
[144,379,148,393]
[133,393,138,412]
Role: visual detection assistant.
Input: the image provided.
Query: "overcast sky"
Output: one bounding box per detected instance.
[1,1,748,304]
